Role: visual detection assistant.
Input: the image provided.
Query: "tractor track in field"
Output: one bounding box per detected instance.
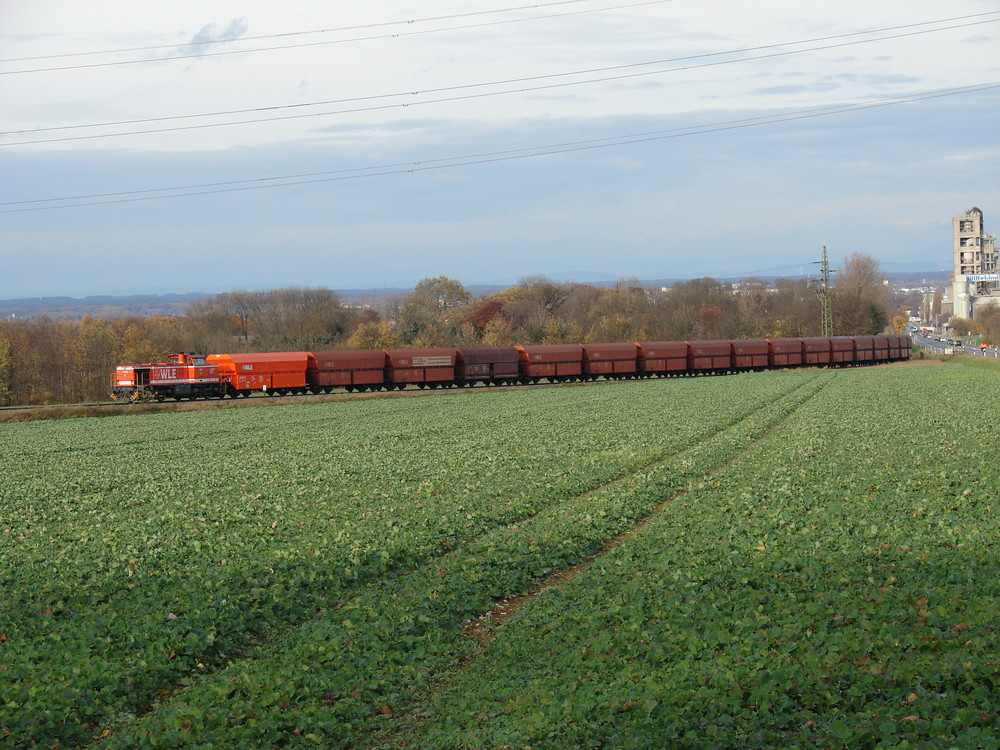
[476,371,831,531]
[80,373,832,749]
[86,376,812,745]
[461,372,830,642]
[365,372,834,748]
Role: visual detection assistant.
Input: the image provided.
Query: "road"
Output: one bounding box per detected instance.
[910,331,1000,357]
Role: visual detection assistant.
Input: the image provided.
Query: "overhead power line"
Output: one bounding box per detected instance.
[2,82,996,214]
[3,14,996,147]
[1,0,605,61]
[0,0,677,73]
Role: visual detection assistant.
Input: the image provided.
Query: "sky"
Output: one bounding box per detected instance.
[1,0,999,299]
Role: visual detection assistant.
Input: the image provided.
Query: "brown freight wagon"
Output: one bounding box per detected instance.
[731,339,769,370]
[636,341,688,376]
[581,342,638,379]
[766,338,804,367]
[686,340,733,373]
[456,346,520,386]
[516,344,584,382]
[830,336,855,365]
[800,337,832,365]
[312,349,386,392]
[872,335,891,362]
[852,335,875,363]
[384,348,457,388]
[206,352,312,396]
[901,335,912,358]
[887,335,902,360]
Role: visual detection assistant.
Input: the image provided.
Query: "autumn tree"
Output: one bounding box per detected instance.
[578,280,651,342]
[252,287,352,350]
[480,315,517,345]
[25,317,70,403]
[977,303,1000,346]
[516,276,571,313]
[347,320,397,349]
[68,317,118,402]
[0,328,12,406]
[732,278,772,337]
[413,276,472,310]
[947,317,979,336]
[833,252,888,335]
[186,295,240,353]
[499,294,549,344]
[652,278,736,339]
[395,276,472,346]
[0,321,39,404]
[468,299,506,334]
[768,279,819,337]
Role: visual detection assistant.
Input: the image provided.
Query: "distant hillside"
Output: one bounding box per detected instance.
[0,293,211,320]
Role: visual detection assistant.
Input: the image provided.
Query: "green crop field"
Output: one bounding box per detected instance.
[1,364,997,749]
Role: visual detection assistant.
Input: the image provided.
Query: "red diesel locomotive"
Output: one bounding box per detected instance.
[111,353,223,400]
[109,335,912,402]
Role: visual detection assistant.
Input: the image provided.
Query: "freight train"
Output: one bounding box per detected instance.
[109,335,912,402]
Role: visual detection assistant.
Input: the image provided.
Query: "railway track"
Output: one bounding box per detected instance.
[0,380,562,422]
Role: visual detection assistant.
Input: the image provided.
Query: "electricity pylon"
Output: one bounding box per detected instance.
[813,247,835,337]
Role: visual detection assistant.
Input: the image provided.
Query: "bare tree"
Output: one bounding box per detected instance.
[834,253,888,334]
[227,290,262,344]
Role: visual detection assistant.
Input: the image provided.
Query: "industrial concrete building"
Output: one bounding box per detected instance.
[949,207,999,319]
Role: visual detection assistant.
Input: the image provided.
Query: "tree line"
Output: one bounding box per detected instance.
[0,253,939,407]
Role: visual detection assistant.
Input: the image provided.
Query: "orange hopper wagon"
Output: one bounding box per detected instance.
[206,352,312,397]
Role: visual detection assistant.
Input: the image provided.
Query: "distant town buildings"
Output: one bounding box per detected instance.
[944,207,999,319]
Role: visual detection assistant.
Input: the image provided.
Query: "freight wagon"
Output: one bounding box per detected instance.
[581,342,639,379]
[766,338,804,367]
[732,339,770,371]
[312,349,386,393]
[687,340,733,373]
[456,346,520,386]
[515,344,584,383]
[635,341,688,375]
[206,352,312,397]
[384,348,457,389]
